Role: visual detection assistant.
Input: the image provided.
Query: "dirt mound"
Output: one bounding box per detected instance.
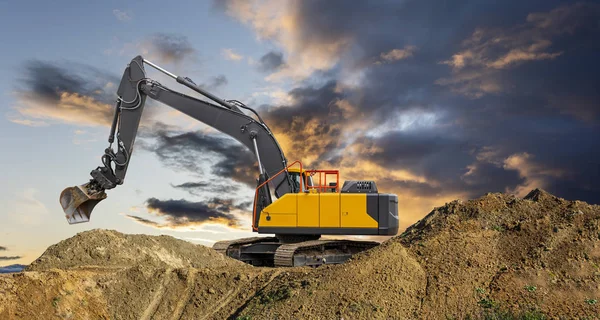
[3,230,281,319]
[396,188,600,319]
[235,241,426,319]
[27,229,246,271]
[0,269,109,319]
[0,264,282,319]
[3,189,600,319]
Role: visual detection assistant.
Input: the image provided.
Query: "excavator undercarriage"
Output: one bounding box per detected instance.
[213,236,379,267]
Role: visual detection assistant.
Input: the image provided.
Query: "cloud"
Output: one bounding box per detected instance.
[109,33,198,67]
[0,256,22,261]
[8,60,118,127]
[126,215,161,227]
[7,117,49,127]
[216,0,353,80]
[141,122,258,187]
[12,91,114,127]
[113,9,131,21]
[222,48,244,61]
[502,152,565,197]
[442,37,562,71]
[126,197,247,229]
[203,75,228,91]
[0,246,21,261]
[377,46,417,64]
[171,181,239,196]
[17,60,116,103]
[140,33,197,64]
[257,51,285,73]
[260,80,360,167]
[437,2,600,97]
[434,68,503,98]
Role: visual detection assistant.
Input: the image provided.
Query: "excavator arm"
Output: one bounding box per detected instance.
[60,56,294,224]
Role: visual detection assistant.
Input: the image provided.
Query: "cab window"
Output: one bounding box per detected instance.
[289,171,313,192]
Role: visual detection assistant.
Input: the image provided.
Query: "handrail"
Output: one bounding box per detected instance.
[304,169,339,193]
[252,160,303,231]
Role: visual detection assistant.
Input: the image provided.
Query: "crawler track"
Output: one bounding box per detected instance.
[274,240,379,267]
[214,237,379,267]
[213,237,277,255]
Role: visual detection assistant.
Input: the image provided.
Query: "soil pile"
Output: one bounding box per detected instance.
[0,262,280,319]
[234,241,426,319]
[2,188,600,319]
[27,229,244,271]
[395,188,600,319]
[2,230,277,319]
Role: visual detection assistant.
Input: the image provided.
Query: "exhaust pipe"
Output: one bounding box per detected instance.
[60,183,107,224]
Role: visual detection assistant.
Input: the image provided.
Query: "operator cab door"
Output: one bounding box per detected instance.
[289,170,319,227]
[289,170,313,193]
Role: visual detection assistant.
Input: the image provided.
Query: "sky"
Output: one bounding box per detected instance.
[0,0,599,266]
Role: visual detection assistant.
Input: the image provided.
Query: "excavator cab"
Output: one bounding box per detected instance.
[288,168,314,193]
[286,167,340,194]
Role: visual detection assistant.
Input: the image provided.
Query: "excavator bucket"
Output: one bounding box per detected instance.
[59,184,107,224]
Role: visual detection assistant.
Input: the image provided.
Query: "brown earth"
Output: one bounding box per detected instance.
[26,229,245,271]
[1,189,600,319]
[397,188,600,319]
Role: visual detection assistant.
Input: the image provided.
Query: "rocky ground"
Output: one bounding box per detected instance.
[1,189,599,319]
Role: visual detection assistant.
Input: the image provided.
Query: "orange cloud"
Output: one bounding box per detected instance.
[222,0,352,81]
[8,60,120,128]
[6,117,49,127]
[126,214,245,231]
[376,46,417,64]
[12,92,113,127]
[124,197,255,232]
[503,152,565,197]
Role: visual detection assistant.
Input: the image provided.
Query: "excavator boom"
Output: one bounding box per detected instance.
[60,56,292,224]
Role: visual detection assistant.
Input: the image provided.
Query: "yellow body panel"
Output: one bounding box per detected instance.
[341,194,378,228]
[259,192,378,230]
[319,193,340,227]
[297,193,320,227]
[259,193,297,227]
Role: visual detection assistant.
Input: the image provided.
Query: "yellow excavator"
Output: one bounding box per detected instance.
[60,56,399,267]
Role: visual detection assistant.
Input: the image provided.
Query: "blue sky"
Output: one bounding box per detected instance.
[1,0,599,266]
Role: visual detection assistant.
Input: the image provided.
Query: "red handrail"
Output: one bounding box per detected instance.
[252,160,303,231]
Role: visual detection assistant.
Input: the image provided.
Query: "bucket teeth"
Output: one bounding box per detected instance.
[60,184,107,224]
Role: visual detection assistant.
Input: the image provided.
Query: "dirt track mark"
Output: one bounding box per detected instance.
[199,271,281,320]
[226,270,283,320]
[171,268,197,320]
[141,268,173,320]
